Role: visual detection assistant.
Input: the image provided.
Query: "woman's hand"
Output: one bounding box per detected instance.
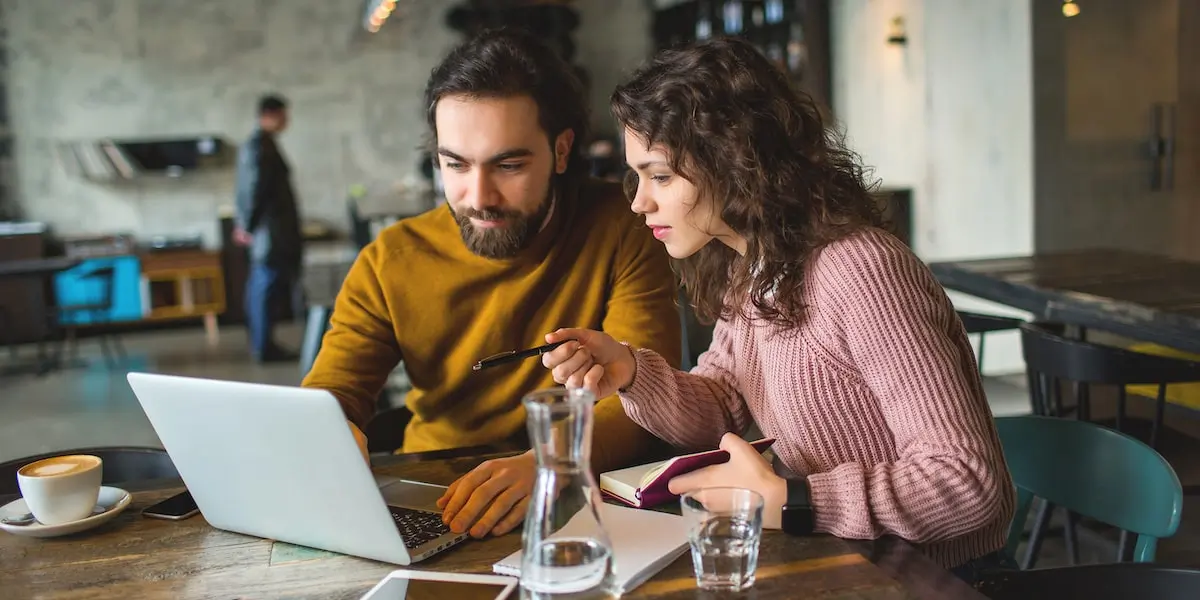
[667,432,788,530]
[541,328,637,398]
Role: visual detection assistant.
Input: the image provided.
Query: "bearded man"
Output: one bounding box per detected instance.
[301,28,680,540]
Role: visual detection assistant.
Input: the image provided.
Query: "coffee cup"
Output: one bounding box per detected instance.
[16,455,103,525]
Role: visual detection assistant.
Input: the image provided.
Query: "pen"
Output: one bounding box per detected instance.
[472,340,571,372]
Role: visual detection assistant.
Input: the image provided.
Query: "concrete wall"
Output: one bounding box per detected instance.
[832,0,1034,374]
[0,2,13,220]
[2,0,652,247]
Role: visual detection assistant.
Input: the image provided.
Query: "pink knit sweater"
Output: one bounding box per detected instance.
[620,228,1015,568]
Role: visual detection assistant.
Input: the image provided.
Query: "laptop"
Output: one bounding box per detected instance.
[126,372,469,565]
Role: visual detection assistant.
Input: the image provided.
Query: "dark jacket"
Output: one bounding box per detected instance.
[235,128,303,267]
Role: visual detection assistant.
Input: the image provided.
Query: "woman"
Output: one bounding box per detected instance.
[540,37,1016,582]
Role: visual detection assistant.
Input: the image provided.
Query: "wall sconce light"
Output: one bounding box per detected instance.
[887,16,908,45]
[1062,0,1080,17]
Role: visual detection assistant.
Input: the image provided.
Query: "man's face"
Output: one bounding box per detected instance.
[434,94,573,259]
[261,109,289,133]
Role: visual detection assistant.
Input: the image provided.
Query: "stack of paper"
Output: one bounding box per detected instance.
[492,502,690,594]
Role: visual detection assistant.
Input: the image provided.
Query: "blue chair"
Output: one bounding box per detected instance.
[995,415,1182,564]
[55,265,127,368]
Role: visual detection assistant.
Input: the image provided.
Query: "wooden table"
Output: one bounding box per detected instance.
[0,257,83,278]
[0,257,82,377]
[0,450,985,599]
[929,248,1200,353]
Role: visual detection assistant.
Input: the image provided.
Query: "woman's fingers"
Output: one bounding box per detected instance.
[541,341,580,369]
[582,363,606,394]
[552,347,593,384]
[546,328,590,345]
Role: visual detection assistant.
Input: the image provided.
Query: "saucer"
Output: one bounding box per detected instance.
[0,486,132,538]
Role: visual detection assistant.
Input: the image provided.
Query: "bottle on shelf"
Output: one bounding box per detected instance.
[722,1,744,35]
[696,0,713,41]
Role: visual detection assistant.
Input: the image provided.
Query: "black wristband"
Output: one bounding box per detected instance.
[781,478,815,536]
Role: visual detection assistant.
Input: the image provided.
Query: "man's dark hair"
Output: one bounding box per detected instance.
[258,94,287,115]
[423,28,589,183]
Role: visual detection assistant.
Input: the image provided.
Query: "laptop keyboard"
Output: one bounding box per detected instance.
[389,506,453,549]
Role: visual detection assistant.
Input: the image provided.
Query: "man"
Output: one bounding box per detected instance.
[301,29,681,540]
[234,94,304,363]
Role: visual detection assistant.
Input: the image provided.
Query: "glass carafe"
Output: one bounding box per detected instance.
[520,387,617,599]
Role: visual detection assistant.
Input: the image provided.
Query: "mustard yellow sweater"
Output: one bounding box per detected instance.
[302,180,681,472]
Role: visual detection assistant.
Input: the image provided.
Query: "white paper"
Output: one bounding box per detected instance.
[493,502,690,594]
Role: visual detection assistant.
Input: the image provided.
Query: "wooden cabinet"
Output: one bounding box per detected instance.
[139,250,225,345]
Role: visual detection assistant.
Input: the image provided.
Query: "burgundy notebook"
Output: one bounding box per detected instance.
[599,438,776,509]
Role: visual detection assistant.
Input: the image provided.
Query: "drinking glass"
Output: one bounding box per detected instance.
[680,487,764,592]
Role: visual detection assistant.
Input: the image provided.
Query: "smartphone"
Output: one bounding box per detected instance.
[141,490,200,520]
[360,570,517,600]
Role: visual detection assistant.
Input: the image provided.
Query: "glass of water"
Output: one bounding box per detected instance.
[680,487,764,592]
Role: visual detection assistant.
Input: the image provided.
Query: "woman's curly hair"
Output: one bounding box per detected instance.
[611,36,886,329]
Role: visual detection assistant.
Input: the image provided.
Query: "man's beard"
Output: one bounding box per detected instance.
[451,189,553,259]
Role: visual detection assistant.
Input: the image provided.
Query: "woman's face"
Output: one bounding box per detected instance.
[623,128,735,259]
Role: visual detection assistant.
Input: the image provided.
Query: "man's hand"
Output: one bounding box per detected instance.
[233,227,254,247]
[542,328,637,398]
[348,421,369,464]
[667,432,788,529]
[436,451,537,538]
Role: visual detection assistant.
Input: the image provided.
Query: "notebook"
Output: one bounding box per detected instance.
[492,502,690,594]
[599,438,775,508]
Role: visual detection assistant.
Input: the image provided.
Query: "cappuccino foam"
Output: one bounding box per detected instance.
[20,455,99,478]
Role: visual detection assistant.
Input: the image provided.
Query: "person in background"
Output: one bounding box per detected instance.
[540,37,1016,584]
[234,94,304,363]
[301,29,681,540]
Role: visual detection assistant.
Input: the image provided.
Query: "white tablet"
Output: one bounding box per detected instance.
[360,570,519,600]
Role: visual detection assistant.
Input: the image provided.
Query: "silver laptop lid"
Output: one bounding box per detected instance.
[126,372,414,565]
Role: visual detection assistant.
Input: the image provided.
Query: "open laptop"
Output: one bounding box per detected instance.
[126,372,469,565]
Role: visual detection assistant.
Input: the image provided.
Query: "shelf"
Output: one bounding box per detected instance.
[137,250,226,323]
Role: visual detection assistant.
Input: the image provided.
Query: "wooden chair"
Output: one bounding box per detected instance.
[1016,321,1200,567]
[1020,321,1200,450]
[995,416,1182,569]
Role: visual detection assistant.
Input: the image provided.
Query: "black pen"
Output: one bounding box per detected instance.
[472,340,571,372]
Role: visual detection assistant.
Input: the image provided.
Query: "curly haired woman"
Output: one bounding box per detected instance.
[540,37,1016,583]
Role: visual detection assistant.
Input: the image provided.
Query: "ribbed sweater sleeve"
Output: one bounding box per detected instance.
[804,231,1010,543]
[618,317,754,451]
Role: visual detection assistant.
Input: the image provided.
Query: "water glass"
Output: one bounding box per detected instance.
[680,487,764,592]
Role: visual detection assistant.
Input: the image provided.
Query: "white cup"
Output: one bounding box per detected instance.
[16,455,103,525]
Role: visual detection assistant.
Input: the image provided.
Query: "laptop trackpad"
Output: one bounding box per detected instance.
[378,478,448,512]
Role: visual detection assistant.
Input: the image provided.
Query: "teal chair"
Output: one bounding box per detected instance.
[996,415,1183,563]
